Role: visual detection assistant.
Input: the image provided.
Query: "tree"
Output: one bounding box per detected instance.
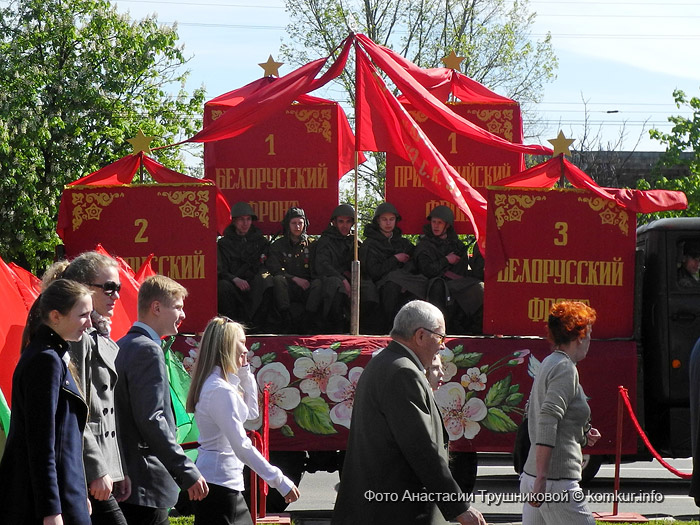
[636,89,700,224]
[280,0,556,205]
[0,0,205,272]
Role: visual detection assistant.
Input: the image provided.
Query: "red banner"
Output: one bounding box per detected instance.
[172,334,637,455]
[483,188,636,338]
[61,184,219,333]
[386,103,524,234]
[204,102,348,235]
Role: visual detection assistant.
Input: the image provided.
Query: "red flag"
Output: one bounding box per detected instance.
[356,34,550,157]
[355,47,487,242]
[0,257,40,406]
[134,254,157,284]
[496,156,688,213]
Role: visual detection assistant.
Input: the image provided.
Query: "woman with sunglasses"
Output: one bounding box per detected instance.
[186,317,300,525]
[46,252,130,525]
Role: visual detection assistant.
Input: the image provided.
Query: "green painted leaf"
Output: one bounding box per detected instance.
[484,375,512,407]
[280,424,295,438]
[286,345,313,359]
[329,341,342,350]
[451,344,464,355]
[505,392,524,406]
[481,407,518,433]
[453,352,482,368]
[260,353,277,365]
[250,341,261,352]
[338,349,361,363]
[293,397,337,435]
[508,384,520,395]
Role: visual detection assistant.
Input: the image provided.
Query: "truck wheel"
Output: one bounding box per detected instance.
[581,454,603,484]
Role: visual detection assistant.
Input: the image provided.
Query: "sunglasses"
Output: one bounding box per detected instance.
[420,326,447,344]
[87,280,122,297]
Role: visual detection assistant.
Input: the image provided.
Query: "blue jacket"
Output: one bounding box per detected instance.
[0,324,89,524]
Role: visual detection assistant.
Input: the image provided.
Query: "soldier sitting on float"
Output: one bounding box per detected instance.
[359,202,427,333]
[314,203,378,334]
[217,201,272,333]
[678,240,700,289]
[414,205,484,334]
[266,207,321,334]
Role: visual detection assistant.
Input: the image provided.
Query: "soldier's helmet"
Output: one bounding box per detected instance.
[427,205,454,227]
[373,202,401,222]
[330,203,355,223]
[230,201,258,221]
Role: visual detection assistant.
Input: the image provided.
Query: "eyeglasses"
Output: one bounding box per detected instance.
[87,280,121,297]
[420,327,446,344]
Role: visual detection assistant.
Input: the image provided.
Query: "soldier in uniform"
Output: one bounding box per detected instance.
[360,202,427,333]
[414,205,484,334]
[266,207,321,334]
[217,201,272,333]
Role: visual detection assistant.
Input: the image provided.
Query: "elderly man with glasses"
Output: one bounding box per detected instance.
[333,300,486,525]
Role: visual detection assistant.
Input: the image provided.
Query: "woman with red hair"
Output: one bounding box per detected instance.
[520,301,601,525]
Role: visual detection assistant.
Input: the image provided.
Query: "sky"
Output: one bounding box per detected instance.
[110,0,699,153]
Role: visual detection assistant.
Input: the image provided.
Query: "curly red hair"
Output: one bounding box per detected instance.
[547,301,597,346]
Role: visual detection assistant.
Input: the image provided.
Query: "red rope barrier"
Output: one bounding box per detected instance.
[617,385,692,479]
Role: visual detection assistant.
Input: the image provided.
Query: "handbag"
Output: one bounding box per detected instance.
[513,414,530,474]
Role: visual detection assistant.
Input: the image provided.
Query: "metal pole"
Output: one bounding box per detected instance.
[613,385,625,516]
[350,151,360,335]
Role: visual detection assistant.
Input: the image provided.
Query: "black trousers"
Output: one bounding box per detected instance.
[119,502,169,525]
[194,483,253,525]
[90,494,127,525]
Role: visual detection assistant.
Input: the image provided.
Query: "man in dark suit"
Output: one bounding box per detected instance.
[332,300,486,525]
[115,275,208,525]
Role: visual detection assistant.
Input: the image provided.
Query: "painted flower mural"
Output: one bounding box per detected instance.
[434,382,488,440]
[293,347,348,398]
[253,362,301,429]
[327,366,363,428]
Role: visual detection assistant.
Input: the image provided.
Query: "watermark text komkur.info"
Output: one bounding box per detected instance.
[363,489,664,505]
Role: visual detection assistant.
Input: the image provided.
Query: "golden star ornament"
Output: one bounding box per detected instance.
[441,50,465,71]
[259,55,283,77]
[127,129,155,155]
[548,131,575,157]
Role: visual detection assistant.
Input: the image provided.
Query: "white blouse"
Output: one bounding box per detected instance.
[194,365,294,496]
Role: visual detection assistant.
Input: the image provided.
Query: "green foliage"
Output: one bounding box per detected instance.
[283,0,557,205]
[0,0,205,272]
[638,89,700,225]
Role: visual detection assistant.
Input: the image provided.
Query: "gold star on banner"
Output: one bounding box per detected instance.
[548,130,575,157]
[441,50,465,71]
[127,129,155,155]
[259,55,283,77]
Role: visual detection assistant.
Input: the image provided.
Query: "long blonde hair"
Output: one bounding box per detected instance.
[186,316,246,413]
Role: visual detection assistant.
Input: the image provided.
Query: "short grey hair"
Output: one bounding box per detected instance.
[390,300,444,340]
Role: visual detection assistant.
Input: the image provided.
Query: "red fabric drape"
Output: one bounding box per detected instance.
[355,46,487,243]
[496,156,688,213]
[355,34,551,157]
[134,254,157,284]
[203,43,362,178]
[186,35,353,146]
[57,153,231,238]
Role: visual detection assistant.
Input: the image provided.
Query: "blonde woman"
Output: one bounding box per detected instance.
[187,317,300,524]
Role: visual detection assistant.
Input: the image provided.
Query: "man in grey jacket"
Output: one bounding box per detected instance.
[115,275,208,525]
[332,300,485,525]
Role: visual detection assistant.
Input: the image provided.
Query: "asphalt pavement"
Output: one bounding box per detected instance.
[283,454,699,524]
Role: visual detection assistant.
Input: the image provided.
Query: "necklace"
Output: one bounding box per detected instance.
[554,349,573,362]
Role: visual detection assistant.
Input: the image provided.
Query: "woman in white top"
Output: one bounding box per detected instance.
[186,316,300,524]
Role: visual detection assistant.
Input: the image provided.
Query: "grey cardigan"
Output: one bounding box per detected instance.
[524,351,591,480]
